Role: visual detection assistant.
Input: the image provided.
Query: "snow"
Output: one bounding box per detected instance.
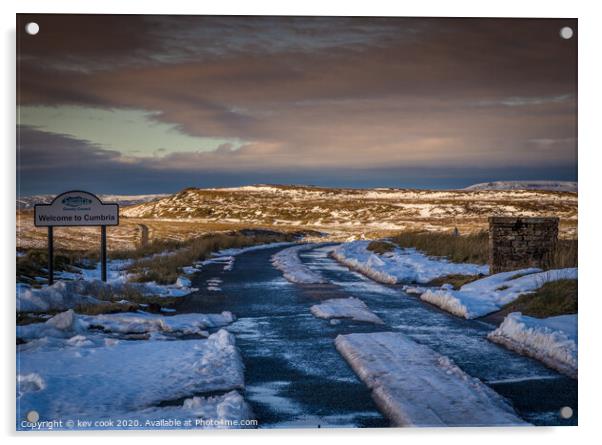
[215,241,296,257]
[403,285,428,295]
[310,297,384,324]
[138,391,255,429]
[17,329,250,429]
[332,241,488,284]
[114,185,576,241]
[17,373,46,397]
[18,310,235,347]
[487,312,577,378]
[334,332,528,427]
[17,281,104,313]
[175,276,192,288]
[464,181,577,193]
[420,268,577,319]
[206,277,222,292]
[271,244,329,284]
[17,193,169,210]
[16,256,202,313]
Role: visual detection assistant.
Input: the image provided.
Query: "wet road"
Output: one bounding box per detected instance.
[175,244,577,428]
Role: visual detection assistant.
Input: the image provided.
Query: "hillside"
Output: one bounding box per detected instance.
[17,193,168,210]
[121,185,577,237]
[464,181,577,192]
[17,185,577,251]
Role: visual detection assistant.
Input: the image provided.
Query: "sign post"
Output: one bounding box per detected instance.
[101,225,107,282]
[47,226,54,285]
[34,191,119,284]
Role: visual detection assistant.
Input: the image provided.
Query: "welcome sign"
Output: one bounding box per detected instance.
[34,191,119,227]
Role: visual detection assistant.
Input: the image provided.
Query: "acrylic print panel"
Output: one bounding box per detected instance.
[16,14,578,430]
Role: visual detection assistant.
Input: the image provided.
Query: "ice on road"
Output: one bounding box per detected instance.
[335,332,528,427]
[310,297,384,324]
[271,244,329,284]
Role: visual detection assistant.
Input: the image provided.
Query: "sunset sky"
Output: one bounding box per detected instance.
[17,15,577,195]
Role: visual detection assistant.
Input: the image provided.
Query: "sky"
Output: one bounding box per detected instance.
[17,15,577,195]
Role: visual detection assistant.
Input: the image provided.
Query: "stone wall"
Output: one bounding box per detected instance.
[488,217,559,274]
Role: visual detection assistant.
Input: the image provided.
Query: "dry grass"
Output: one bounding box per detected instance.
[391,231,490,264]
[389,230,577,269]
[498,279,577,318]
[426,274,485,289]
[17,250,89,284]
[551,239,578,269]
[111,238,185,260]
[366,240,396,254]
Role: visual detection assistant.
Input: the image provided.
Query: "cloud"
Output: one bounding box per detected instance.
[17,125,576,195]
[16,15,578,192]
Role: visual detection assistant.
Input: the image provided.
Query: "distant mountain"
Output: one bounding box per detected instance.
[464,181,577,193]
[16,193,169,210]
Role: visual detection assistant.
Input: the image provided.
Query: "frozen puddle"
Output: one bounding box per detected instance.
[310,298,383,324]
[335,332,529,427]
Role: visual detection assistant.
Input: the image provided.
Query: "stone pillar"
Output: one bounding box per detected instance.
[488,217,559,274]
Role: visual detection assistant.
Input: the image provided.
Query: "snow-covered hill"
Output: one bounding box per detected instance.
[464,181,577,192]
[120,184,577,236]
[17,193,168,209]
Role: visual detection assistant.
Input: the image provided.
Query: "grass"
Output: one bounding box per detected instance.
[17,249,90,284]
[390,231,490,264]
[128,230,297,284]
[111,238,185,260]
[551,239,578,269]
[426,274,485,289]
[498,279,577,318]
[366,240,396,254]
[388,230,577,269]
[16,282,180,324]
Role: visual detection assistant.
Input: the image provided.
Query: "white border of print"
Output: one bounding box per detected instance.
[2,1,601,445]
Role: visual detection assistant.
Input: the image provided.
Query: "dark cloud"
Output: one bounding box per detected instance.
[17,15,577,193]
[17,125,576,195]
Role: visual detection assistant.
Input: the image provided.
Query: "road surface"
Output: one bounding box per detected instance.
[175,244,577,428]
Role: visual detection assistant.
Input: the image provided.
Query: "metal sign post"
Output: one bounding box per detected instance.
[34,191,119,285]
[101,225,107,282]
[47,226,54,285]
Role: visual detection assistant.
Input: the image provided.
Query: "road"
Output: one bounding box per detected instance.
[176,244,577,428]
[138,224,149,247]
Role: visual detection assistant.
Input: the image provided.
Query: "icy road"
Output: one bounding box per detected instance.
[175,244,577,428]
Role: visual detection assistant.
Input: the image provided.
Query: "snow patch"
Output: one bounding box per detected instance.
[487,312,577,378]
[310,297,384,324]
[17,273,198,313]
[420,268,577,319]
[464,181,577,193]
[271,244,329,284]
[335,332,528,427]
[332,241,487,284]
[17,329,247,429]
[17,373,46,397]
[139,390,254,429]
[18,310,235,347]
